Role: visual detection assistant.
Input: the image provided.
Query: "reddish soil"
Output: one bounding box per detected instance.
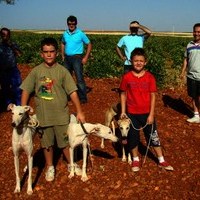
[0,65,199,200]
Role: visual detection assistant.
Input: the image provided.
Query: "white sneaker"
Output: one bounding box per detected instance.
[186,116,200,123]
[45,166,55,181]
[68,163,82,176]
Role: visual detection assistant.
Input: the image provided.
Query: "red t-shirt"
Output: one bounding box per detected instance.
[119,71,157,114]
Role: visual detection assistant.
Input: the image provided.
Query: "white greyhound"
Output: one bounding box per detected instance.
[8,104,39,195]
[67,114,118,182]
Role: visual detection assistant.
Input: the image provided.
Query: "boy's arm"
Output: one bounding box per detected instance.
[61,43,65,62]
[21,90,30,106]
[138,24,152,38]
[116,46,127,62]
[70,91,86,123]
[147,92,156,124]
[120,91,127,118]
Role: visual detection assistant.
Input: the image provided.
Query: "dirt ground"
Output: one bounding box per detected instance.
[0,65,199,200]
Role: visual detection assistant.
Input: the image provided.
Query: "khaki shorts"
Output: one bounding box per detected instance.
[40,124,69,149]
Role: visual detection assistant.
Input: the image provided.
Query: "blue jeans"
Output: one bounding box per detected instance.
[64,55,87,102]
[0,67,22,107]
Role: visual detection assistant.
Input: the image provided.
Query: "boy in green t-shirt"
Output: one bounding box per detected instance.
[20,37,85,182]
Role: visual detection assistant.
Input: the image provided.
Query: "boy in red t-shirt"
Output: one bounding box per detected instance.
[119,48,173,172]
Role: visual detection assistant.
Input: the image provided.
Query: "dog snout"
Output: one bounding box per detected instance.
[11,122,16,127]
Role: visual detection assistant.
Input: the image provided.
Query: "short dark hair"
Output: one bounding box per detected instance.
[41,37,58,51]
[193,23,200,30]
[67,15,77,24]
[0,27,11,37]
[130,48,146,60]
[130,21,139,25]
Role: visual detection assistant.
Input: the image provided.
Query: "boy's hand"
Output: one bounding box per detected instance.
[120,113,128,119]
[76,112,86,123]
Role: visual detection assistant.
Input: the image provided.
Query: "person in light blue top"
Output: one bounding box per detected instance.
[116,21,151,73]
[61,15,92,104]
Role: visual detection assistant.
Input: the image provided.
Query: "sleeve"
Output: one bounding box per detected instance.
[119,75,127,91]
[62,69,78,95]
[117,37,124,48]
[61,33,66,44]
[82,32,90,44]
[20,70,36,94]
[149,73,157,92]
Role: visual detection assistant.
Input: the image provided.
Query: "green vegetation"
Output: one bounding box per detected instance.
[12,31,192,88]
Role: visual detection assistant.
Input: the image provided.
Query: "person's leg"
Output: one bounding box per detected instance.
[0,71,12,108]
[187,78,200,123]
[10,67,22,106]
[144,122,173,171]
[41,127,55,181]
[128,114,140,172]
[72,56,87,103]
[43,147,53,166]
[55,124,82,175]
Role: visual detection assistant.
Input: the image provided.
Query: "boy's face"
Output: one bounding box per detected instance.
[41,45,58,66]
[193,26,200,43]
[131,55,147,73]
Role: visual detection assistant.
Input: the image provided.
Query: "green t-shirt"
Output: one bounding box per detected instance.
[20,62,77,127]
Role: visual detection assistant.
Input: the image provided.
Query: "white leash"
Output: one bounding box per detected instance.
[128,117,154,167]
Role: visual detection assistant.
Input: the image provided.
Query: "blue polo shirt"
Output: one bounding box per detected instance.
[61,28,90,56]
[117,34,145,65]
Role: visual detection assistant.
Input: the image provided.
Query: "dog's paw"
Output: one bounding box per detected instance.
[122,157,127,162]
[14,187,20,193]
[27,189,33,195]
[100,144,105,149]
[68,172,74,179]
[81,175,89,182]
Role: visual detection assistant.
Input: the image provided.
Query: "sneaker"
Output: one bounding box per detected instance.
[186,116,200,123]
[45,166,55,181]
[68,163,82,176]
[158,161,174,171]
[131,161,140,172]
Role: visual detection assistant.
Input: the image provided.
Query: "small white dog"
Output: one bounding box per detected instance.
[67,114,118,182]
[8,104,39,195]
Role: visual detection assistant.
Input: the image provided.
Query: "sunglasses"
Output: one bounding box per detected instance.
[67,22,76,26]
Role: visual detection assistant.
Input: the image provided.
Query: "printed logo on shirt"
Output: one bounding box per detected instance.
[38,76,55,100]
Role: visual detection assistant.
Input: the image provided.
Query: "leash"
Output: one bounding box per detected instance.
[141,123,154,167]
[80,122,94,170]
[127,116,154,168]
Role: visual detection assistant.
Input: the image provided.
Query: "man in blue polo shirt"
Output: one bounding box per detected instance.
[116,21,151,73]
[61,15,92,104]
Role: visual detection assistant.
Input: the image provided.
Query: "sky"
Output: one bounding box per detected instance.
[0,0,199,32]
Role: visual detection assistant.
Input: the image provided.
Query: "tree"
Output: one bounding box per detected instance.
[0,0,15,4]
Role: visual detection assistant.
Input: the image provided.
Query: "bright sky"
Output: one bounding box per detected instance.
[0,0,199,32]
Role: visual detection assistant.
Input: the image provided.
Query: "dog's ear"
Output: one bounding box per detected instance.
[24,106,34,113]
[117,119,122,125]
[7,103,15,111]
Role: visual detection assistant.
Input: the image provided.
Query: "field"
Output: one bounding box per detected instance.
[0,65,200,199]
